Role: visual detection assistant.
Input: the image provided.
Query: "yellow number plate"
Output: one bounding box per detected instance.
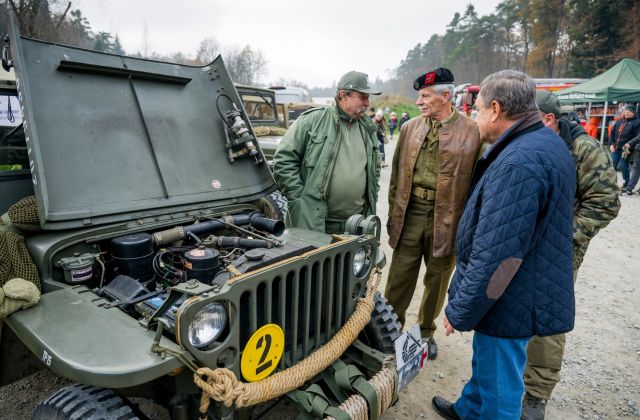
[241,324,285,382]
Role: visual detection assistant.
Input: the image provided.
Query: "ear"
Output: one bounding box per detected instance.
[542,113,555,126]
[442,91,452,104]
[490,100,501,122]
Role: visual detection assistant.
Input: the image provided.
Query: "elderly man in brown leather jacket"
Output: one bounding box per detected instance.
[385,68,481,359]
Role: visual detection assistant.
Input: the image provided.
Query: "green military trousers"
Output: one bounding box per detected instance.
[384,197,455,338]
[524,269,579,399]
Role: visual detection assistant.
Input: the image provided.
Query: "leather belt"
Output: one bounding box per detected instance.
[411,185,436,201]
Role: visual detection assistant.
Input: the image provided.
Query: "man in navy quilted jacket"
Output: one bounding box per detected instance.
[431,70,576,420]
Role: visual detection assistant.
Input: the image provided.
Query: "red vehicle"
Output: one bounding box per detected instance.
[454,84,479,116]
[454,79,587,117]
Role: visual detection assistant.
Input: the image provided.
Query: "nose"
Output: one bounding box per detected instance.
[416,96,423,106]
[363,98,370,107]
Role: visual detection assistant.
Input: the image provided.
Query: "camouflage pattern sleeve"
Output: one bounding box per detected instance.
[572,134,621,269]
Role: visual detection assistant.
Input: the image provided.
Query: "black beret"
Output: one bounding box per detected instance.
[413,67,455,90]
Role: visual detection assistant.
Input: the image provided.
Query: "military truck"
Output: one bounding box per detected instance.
[234,84,285,164]
[235,84,326,161]
[0,15,427,420]
[235,84,283,128]
[232,84,287,221]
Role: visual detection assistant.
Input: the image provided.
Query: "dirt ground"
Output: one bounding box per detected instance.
[1,139,639,419]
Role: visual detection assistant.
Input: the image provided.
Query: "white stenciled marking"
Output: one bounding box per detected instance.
[42,350,52,367]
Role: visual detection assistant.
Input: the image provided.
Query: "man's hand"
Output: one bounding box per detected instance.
[610,144,617,153]
[444,316,455,336]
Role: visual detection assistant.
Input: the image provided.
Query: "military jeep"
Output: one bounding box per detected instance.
[0,16,424,420]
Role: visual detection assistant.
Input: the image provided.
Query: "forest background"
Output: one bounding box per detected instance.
[0,0,638,102]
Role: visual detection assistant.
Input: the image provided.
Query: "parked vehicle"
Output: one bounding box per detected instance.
[0,15,423,419]
[454,84,479,116]
[235,84,282,128]
[235,84,324,162]
[454,79,587,117]
[269,85,311,104]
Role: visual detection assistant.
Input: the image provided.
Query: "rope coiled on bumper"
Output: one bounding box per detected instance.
[194,267,383,414]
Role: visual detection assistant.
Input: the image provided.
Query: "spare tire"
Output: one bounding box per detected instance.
[262,190,288,221]
[358,292,402,354]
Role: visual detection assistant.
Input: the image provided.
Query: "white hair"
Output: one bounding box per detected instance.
[432,84,455,103]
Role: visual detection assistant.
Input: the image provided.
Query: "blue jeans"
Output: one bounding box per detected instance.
[611,150,630,186]
[453,332,529,419]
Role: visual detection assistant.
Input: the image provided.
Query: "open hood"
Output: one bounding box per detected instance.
[7,17,275,230]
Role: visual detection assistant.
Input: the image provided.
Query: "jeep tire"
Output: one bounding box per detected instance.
[33,384,139,420]
[359,292,402,354]
[263,190,288,221]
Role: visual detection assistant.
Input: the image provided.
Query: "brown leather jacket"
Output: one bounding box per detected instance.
[388,114,481,257]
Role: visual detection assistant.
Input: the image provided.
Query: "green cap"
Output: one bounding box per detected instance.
[337,71,381,95]
[536,90,561,118]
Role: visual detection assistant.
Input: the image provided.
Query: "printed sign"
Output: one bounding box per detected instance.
[0,95,22,126]
[394,324,428,390]
[241,324,285,382]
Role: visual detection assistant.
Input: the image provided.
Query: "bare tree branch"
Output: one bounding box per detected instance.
[54,1,72,32]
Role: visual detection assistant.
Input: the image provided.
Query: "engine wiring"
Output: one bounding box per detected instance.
[152,247,190,285]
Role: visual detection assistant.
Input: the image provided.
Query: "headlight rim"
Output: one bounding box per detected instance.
[352,244,374,278]
[187,301,228,349]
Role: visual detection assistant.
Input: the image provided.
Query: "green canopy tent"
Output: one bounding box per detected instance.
[557,58,640,142]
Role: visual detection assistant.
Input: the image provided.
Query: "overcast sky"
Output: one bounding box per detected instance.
[77,0,502,87]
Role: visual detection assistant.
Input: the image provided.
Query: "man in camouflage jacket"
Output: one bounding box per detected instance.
[522,91,621,419]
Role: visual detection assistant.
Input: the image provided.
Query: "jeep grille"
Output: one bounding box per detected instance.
[238,251,355,366]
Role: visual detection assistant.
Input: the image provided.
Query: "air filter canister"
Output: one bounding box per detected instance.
[183,246,220,284]
[111,232,155,281]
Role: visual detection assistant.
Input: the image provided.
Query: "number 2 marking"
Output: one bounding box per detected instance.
[241,324,284,382]
[255,333,273,375]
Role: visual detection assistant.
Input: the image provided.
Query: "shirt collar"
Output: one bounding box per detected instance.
[426,107,458,129]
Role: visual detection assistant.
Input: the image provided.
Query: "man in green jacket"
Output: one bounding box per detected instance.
[273,71,381,234]
[522,90,621,419]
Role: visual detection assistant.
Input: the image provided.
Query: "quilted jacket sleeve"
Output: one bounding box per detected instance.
[445,163,545,332]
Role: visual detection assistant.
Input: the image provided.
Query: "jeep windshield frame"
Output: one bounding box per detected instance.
[235,84,281,127]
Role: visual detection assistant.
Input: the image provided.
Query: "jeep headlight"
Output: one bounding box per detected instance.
[353,245,373,277]
[188,302,227,348]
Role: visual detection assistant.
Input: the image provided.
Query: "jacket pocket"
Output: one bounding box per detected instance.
[304,131,327,168]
